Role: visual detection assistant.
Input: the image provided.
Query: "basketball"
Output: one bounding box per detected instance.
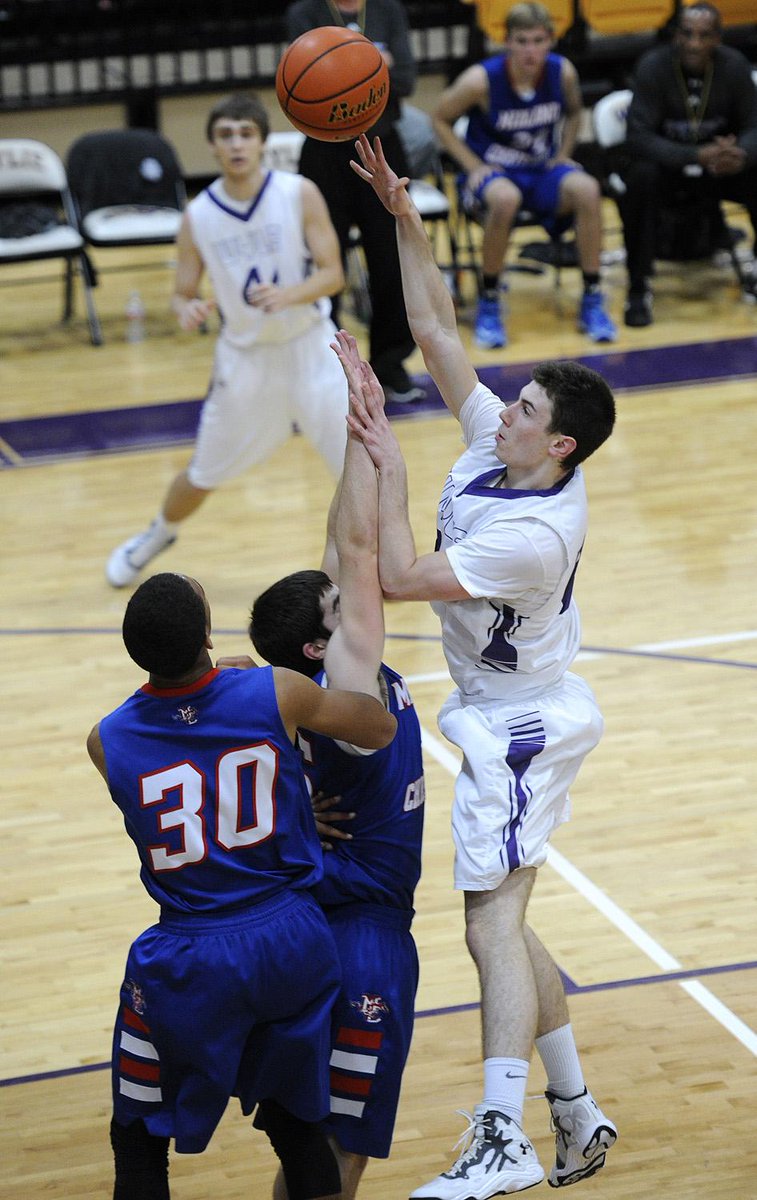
[275,25,390,143]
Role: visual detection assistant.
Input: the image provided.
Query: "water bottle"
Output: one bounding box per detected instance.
[125,290,146,343]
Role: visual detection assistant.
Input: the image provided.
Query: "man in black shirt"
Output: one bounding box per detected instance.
[617,2,757,326]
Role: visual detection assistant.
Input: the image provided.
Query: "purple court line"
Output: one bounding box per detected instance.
[1,630,754,672]
[1,336,755,466]
[3,959,754,1090]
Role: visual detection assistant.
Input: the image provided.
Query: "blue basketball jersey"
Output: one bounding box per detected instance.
[466,52,566,169]
[99,666,322,913]
[297,664,424,910]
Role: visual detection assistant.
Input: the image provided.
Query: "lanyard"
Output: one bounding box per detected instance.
[326,0,367,34]
[674,59,713,142]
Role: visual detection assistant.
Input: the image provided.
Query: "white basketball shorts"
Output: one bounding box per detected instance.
[188,317,347,488]
[438,671,604,892]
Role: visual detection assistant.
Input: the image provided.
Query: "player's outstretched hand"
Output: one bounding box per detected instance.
[350,134,413,218]
[346,359,402,474]
[331,328,386,416]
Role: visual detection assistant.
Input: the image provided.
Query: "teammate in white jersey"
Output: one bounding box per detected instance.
[345,135,619,1199]
[106,93,348,588]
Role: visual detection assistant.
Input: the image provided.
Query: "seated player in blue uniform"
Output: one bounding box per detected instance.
[87,570,396,1200]
[244,330,426,1200]
[432,0,616,349]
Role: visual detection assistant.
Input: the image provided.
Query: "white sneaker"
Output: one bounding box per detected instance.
[546,1088,617,1188]
[106,520,177,588]
[410,1106,544,1199]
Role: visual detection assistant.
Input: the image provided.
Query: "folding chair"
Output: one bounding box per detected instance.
[0,138,102,344]
[66,129,186,249]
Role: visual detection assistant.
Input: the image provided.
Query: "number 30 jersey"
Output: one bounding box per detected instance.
[99,666,322,914]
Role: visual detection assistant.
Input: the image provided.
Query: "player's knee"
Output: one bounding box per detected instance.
[560,171,600,211]
[254,1099,341,1200]
[485,181,521,219]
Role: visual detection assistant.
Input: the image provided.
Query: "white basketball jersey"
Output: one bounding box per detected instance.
[187,170,329,348]
[433,381,588,702]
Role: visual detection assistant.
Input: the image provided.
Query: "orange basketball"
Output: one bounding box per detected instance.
[275,25,390,143]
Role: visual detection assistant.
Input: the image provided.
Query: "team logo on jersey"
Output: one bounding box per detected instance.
[124,978,147,1015]
[173,704,199,725]
[351,993,390,1023]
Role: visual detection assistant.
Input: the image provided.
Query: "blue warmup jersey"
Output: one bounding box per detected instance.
[99,666,322,912]
[298,663,425,911]
[466,52,566,170]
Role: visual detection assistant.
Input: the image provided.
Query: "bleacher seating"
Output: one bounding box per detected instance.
[577,0,675,37]
[0,1,754,124]
[461,0,575,41]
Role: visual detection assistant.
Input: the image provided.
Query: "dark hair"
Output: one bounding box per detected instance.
[532,360,616,470]
[249,570,333,678]
[122,573,207,679]
[677,2,722,32]
[205,93,270,143]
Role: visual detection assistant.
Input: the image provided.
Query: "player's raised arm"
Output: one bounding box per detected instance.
[273,666,396,748]
[351,134,477,419]
[322,330,385,699]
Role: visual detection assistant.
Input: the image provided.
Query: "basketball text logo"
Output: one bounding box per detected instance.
[328,81,388,125]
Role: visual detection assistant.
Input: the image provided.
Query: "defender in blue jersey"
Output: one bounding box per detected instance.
[245,331,425,1200]
[433,1,616,349]
[348,138,619,1198]
[87,571,396,1200]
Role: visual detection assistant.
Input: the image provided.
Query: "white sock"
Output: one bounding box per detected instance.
[154,513,178,537]
[482,1057,529,1126]
[535,1023,585,1099]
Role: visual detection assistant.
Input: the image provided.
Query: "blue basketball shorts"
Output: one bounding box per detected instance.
[322,903,419,1159]
[111,890,341,1153]
[460,163,576,235]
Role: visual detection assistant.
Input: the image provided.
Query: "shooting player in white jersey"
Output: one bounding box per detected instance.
[344,134,619,1199]
[106,93,348,588]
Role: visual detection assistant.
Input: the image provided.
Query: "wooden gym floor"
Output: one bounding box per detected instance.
[1,201,756,1199]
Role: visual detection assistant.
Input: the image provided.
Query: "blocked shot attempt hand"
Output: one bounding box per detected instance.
[342,341,403,475]
[350,134,414,219]
[331,328,386,422]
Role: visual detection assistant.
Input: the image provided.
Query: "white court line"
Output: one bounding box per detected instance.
[419,724,757,1056]
[633,630,757,652]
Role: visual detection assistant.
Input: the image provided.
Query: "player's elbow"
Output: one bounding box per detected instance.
[325,263,346,296]
[373,711,397,748]
[379,578,410,603]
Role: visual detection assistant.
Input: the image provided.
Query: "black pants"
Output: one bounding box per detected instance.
[298,128,415,378]
[617,158,757,291]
